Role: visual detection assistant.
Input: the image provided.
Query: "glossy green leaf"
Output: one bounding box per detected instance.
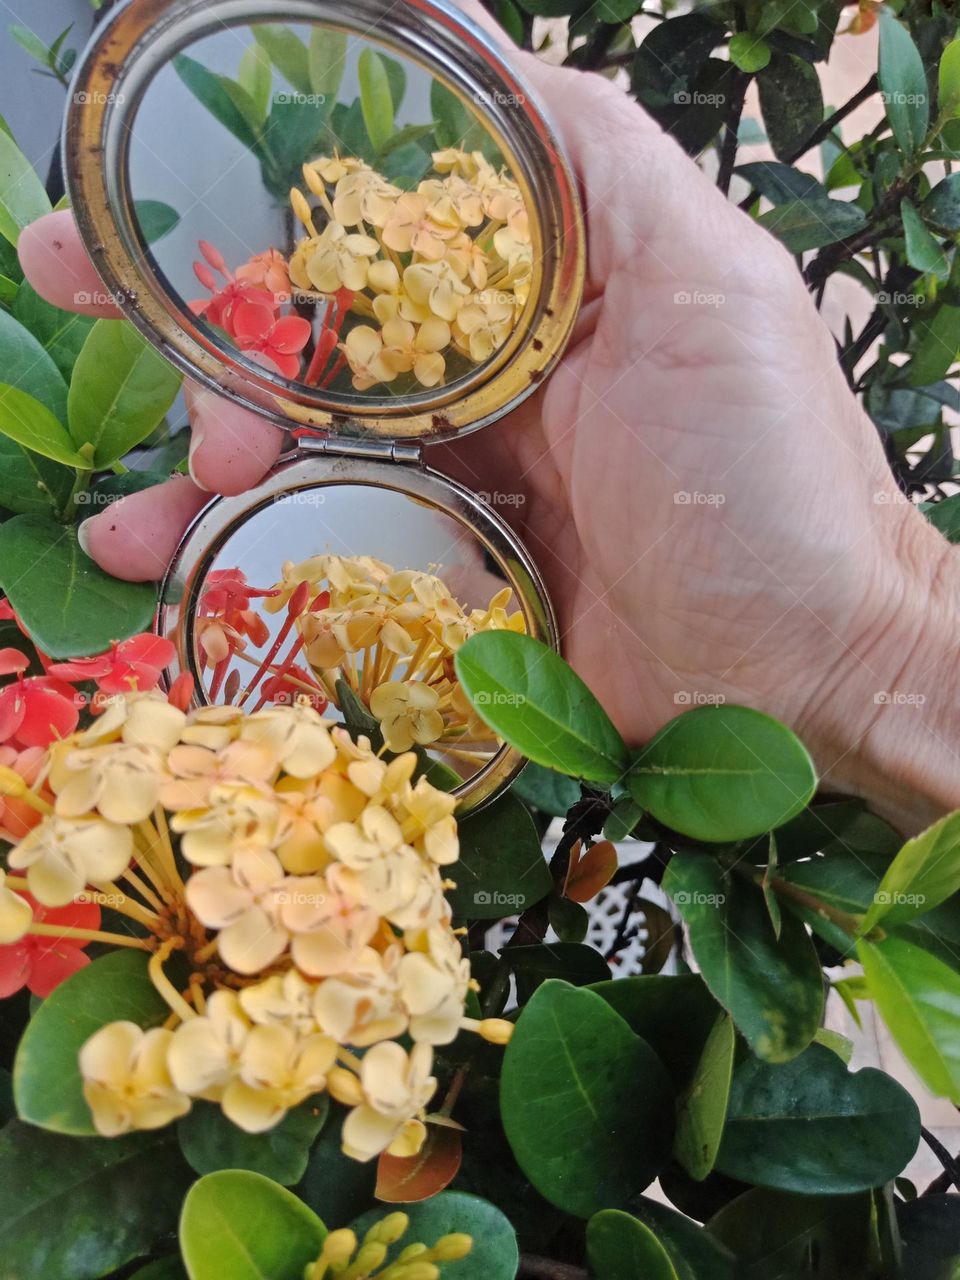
[735,160,825,205]
[898,1194,960,1280]
[879,10,930,157]
[715,1043,921,1193]
[456,633,630,784]
[902,199,949,280]
[0,128,52,244]
[13,950,167,1135]
[351,1191,518,1280]
[501,980,674,1216]
[675,1014,736,1181]
[632,1197,737,1279]
[757,55,823,161]
[0,306,68,420]
[511,761,581,818]
[628,706,816,842]
[237,42,272,121]
[859,934,960,1103]
[430,80,495,156]
[924,173,960,232]
[938,38,960,117]
[295,1114,376,1226]
[252,24,313,96]
[909,304,960,387]
[309,27,347,99]
[591,973,720,1084]
[549,894,589,942]
[861,809,960,932]
[178,1097,329,1185]
[587,1210,679,1280]
[664,854,823,1062]
[0,383,87,466]
[728,33,771,73]
[708,1188,875,1276]
[447,791,551,919]
[604,794,646,841]
[509,942,610,1003]
[0,514,158,658]
[130,1260,187,1280]
[12,279,95,379]
[173,54,261,150]
[815,1027,854,1064]
[135,199,181,245]
[0,1121,190,1280]
[358,49,395,156]
[67,320,182,467]
[758,195,867,252]
[180,1170,326,1280]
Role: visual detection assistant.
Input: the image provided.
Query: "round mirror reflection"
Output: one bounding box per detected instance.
[127,20,534,404]
[181,483,525,786]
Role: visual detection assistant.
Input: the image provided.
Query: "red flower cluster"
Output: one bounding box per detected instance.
[0,894,101,999]
[190,240,311,378]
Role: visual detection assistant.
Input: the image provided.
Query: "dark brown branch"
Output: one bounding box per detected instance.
[921,1126,960,1194]
[519,1256,589,1280]
[717,69,750,197]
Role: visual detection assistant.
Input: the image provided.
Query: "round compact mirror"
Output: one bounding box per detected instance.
[65,0,583,809]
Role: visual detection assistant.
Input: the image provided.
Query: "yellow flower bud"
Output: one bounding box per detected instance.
[320,1228,357,1266]
[352,1241,388,1274]
[0,765,27,797]
[290,187,315,233]
[365,1212,410,1246]
[479,1018,515,1045]
[430,1234,473,1262]
[327,1065,364,1107]
[385,1262,438,1280]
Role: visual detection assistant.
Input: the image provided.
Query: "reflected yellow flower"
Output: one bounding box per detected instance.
[9,815,133,905]
[369,681,445,753]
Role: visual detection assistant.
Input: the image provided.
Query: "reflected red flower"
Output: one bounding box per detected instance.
[0,892,101,998]
[0,676,79,748]
[0,745,48,840]
[231,304,312,379]
[47,633,175,695]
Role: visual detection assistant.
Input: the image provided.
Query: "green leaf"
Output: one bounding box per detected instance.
[938,38,960,118]
[675,1013,736,1181]
[815,1027,854,1064]
[511,761,581,817]
[501,980,674,1217]
[909,304,960,386]
[381,56,408,115]
[252,24,313,96]
[358,49,395,157]
[0,436,71,516]
[549,894,589,943]
[664,854,823,1062]
[729,33,771,73]
[67,320,182,467]
[757,195,867,252]
[902,199,949,280]
[12,279,95,379]
[879,10,930,157]
[447,792,551,919]
[135,199,181,245]
[172,54,261,150]
[509,942,610,1003]
[590,973,720,1084]
[858,934,960,1103]
[0,1120,191,1280]
[308,27,347,100]
[178,1097,329,1185]
[587,1210,680,1280]
[430,80,492,157]
[757,55,824,161]
[735,160,825,204]
[708,1188,876,1276]
[715,1043,921,1193]
[10,24,53,66]
[130,1260,187,1280]
[455,633,629,785]
[13,950,167,1135]
[238,42,272,122]
[180,1170,327,1280]
[604,794,646,841]
[923,173,960,231]
[0,128,52,245]
[0,514,159,658]
[628,705,816,842]
[351,1191,518,1280]
[861,810,960,932]
[295,1115,376,1226]
[632,1198,737,1279]
[0,305,68,420]
[0,383,87,466]
[898,1194,960,1280]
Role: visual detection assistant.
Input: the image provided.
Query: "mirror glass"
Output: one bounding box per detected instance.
[178,483,525,785]
[126,20,534,404]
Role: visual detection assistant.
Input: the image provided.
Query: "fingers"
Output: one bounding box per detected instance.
[184,383,285,496]
[17,210,122,318]
[77,474,209,582]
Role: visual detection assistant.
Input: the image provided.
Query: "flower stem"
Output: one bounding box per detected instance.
[26,922,150,949]
[149,938,196,1021]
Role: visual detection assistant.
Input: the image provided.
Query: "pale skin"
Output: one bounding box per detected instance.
[16,11,960,835]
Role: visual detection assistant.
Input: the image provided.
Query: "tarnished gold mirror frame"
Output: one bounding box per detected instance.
[64,0,585,443]
[158,447,559,813]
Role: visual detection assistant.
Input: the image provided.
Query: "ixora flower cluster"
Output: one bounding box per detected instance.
[195,554,523,771]
[189,147,531,392]
[0,688,511,1160]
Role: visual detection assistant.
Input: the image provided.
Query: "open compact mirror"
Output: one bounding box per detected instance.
[64,0,585,810]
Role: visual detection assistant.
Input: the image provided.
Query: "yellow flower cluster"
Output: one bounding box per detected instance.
[289,148,532,390]
[0,692,511,1159]
[264,554,524,762]
[306,1212,472,1280]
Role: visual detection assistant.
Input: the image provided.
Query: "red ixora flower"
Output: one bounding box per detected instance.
[0,669,80,748]
[0,893,101,998]
[231,303,312,379]
[47,633,176,695]
[189,240,281,334]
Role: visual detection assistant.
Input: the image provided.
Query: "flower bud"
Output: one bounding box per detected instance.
[366,1212,409,1246]
[0,766,27,797]
[326,1065,364,1106]
[431,1234,473,1262]
[352,1242,387,1274]
[479,1018,514,1045]
[320,1228,356,1266]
